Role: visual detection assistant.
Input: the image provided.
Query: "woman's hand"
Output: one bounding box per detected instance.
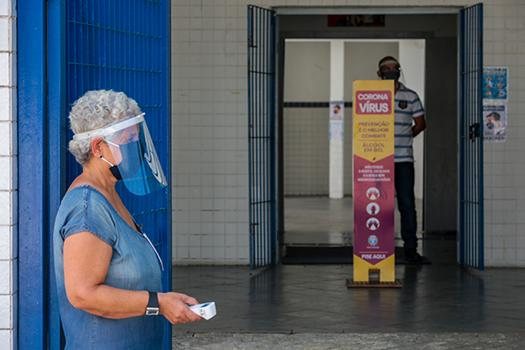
[158,292,202,324]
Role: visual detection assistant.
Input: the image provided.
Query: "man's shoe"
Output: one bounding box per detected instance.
[405,252,432,265]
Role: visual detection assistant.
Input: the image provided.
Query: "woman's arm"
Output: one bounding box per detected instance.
[63,232,201,323]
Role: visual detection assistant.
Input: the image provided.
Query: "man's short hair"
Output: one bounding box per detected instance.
[378,56,400,69]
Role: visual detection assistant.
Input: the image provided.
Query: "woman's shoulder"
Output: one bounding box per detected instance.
[57,185,116,225]
[55,185,118,244]
[62,184,110,208]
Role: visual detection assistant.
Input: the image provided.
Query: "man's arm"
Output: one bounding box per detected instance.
[412,115,426,137]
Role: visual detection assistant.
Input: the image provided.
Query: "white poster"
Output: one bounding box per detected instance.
[330,101,344,121]
[329,101,344,141]
[483,102,507,142]
[483,66,509,143]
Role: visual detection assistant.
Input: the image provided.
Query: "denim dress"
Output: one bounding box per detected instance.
[53,185,164,350]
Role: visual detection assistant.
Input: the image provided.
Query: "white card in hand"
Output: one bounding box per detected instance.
[189,302,216,320]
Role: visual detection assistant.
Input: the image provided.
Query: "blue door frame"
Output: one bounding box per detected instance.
[18,1,48,348]
[18,1,172,349]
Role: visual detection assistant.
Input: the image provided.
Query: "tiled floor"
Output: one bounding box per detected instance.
[170,199,521,348]
[172,333,525,349]
[172,239,525,335]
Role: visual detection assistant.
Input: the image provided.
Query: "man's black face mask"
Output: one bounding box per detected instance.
[381,69,400,81]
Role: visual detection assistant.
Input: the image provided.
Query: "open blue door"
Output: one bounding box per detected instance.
[459,3,484,270]
[19,1,171,349]
[247,5,277,268]
[65,1,172,348]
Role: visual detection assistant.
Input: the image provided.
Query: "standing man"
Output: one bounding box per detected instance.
[377,56,430,264]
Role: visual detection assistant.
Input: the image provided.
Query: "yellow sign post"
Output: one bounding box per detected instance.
[347,80,401,288]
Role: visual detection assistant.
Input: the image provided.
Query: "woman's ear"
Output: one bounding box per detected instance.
[90,138,104,158]
[377,70,382,78]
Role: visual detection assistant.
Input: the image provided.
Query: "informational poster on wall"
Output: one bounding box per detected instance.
[483,66,509,142]
[483,66,508,100]
[352,80,395,283]
[483,102,507,142]
[329,101,344,141]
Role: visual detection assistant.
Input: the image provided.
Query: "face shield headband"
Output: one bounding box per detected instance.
[73,113,168,196]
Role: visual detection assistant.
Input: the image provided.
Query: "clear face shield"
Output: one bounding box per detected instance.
[73,113,168,196]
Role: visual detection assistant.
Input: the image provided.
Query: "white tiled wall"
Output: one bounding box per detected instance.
[481,1,525,267]
[172,0,246,264]
[0,0,16,347]
[172,0,525,267]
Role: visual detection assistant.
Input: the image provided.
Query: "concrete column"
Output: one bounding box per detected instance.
[329,40,344,199]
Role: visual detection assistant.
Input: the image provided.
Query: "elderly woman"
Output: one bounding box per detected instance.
[53,90,201,350]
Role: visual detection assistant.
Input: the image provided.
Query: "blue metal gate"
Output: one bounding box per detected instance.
[459,3,484,270]
[19,1,171,349]
[18,0,171,350]
[247,5,277,268]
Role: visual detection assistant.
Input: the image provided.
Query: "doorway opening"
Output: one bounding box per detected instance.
[247,4,483,269]
[276,12,458,265]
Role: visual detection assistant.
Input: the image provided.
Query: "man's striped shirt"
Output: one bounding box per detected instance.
[394,83,424,163]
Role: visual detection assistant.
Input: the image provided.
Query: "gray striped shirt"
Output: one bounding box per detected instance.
[394,83,424,163]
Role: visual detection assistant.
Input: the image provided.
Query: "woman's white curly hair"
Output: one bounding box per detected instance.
[68,90,142,165]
